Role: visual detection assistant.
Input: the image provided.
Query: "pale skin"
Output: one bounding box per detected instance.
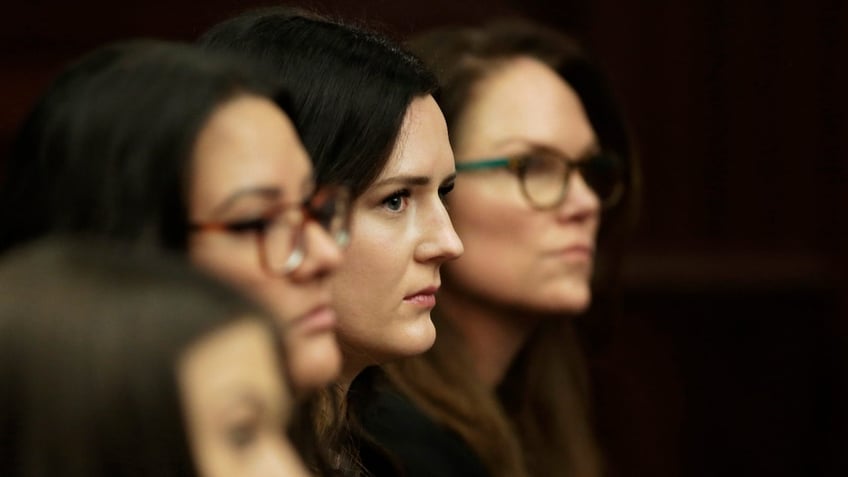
[189,94,344,392]
[439,57,602,388]
[180,320,309,477]
[330,95,464,387]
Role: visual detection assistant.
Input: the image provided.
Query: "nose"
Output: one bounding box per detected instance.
[557,172,600,222]
[287,221,343,282]
[414,201,464,264]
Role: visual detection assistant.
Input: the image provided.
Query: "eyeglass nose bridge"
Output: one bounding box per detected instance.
[274,186,352,276]
[280,226,307,275]
[255,210,304,277]
[275,201,318,276]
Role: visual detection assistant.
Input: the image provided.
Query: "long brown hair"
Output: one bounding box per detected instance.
[384,19,640,477]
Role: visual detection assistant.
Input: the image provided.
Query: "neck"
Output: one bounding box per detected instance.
[337,347,373,395]
[337,366,358,397]
[438,287,539,389]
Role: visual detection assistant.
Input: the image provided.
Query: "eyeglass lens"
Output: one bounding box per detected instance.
[263,186,351,275]
[520,152,623,208]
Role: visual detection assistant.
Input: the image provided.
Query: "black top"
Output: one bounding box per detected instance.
[349,367,491,477]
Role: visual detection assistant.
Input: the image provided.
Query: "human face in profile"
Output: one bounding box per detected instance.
[445,57,601,315]
[330,95,464,376]
[180,320,309,477]
[189,94,343,391]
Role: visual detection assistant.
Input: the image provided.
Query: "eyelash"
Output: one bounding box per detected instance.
[224,217,271,234]
[381,189,411,213]
[438,182,455,201]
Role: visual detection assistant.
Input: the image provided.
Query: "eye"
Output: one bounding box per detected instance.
[224,217,271,234]
[227,422,257,449]
[438,182,455,201]
[438,181,455,197]
[381,189,410,213]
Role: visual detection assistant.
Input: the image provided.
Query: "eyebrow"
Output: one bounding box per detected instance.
[209,174,316,217]
[372,171,458,189]
[211,187,281,216]
[371,175,432,188]
[491,137,600,159]
[236,392,265,411]
[229,390,287,425]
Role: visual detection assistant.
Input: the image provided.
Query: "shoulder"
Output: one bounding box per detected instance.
[350,367,491,477]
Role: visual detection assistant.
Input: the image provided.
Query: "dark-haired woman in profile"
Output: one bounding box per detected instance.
[200,8,464,476]
[0,40,351,393]
[360,20,640,477]
[0,238,308,477]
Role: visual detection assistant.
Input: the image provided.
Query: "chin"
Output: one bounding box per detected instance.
[286,332,342,393]
[535,281,592,314]
[387,316,437,360]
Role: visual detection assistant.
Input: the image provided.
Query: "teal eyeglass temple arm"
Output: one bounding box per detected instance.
[455,157,513,172]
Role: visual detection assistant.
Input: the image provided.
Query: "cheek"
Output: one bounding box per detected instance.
[343,208,413,276]
[329,213,410,341]
[180,392,229,477]
[446,201,535,297]
[198,439,239,477]
[445,202,593,313]
[331,217,400,310]
[189,239,294,323]
[255,439,311,477]
[450,181,533,268]
[189,236,260,281]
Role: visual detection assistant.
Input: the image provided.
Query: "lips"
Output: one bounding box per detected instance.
[289,303,336,334]
[403,285,439,307]
[554,243,595,261]
[404,285,439,299]
[561,244,593,254]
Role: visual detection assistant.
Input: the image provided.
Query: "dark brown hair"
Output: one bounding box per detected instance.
[0,40,286,255]
[199,8,440,476]
[384,19,640,477]
[199,6,437,199]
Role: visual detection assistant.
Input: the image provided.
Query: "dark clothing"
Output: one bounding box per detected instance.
[350,367,491,477]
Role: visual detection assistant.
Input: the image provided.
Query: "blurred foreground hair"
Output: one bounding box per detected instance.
[0,237,279,477]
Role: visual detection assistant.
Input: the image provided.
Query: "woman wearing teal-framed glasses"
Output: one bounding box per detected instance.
[455,146,625,210]
[368,20,640,477]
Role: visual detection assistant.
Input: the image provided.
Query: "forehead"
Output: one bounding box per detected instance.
[190,95,312,206]
[180,319,286,406]
[376,95,453,179]
[454,57,596,157]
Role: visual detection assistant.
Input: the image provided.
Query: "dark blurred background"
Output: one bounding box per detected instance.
[2,1,846,475]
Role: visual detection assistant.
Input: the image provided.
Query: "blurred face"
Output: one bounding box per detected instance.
[330,95,464,374]
[445,57,601,314]
[180,320,309,477]
[189,94,343,391]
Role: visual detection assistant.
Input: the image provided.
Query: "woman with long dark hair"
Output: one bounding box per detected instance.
[200,8,464,475]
